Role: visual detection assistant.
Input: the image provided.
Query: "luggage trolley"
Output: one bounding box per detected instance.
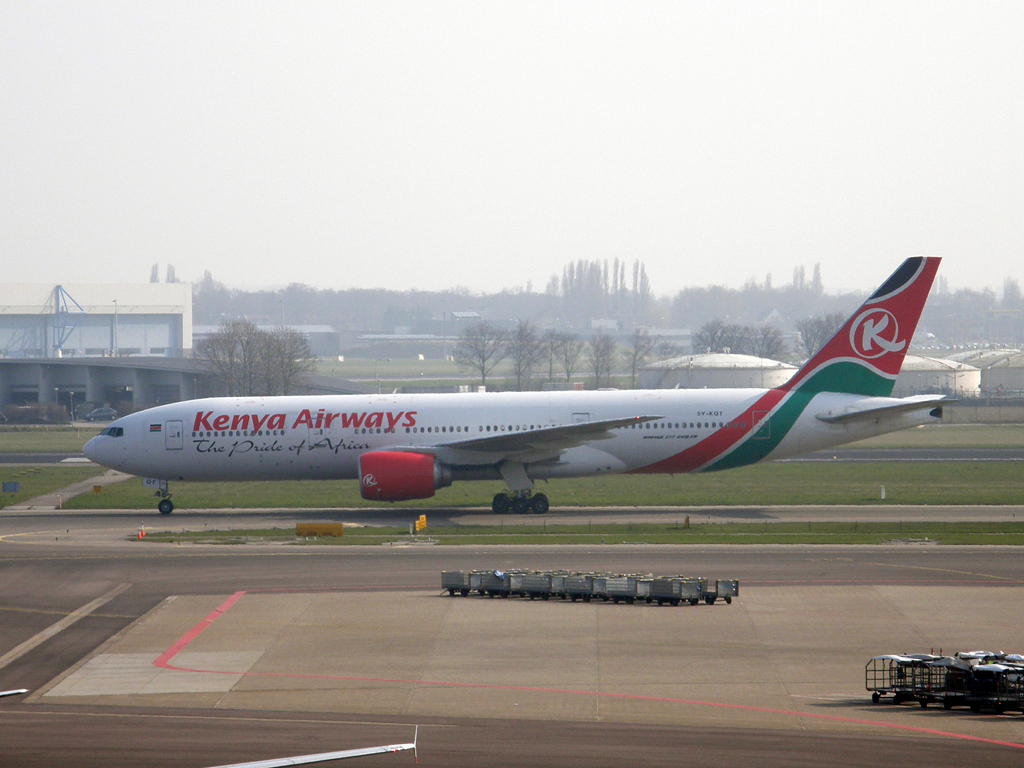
[441,571,472,596]
[564,574,595,602]
[966,664,1024,714]
[866,655,935,705]
[604,575,640,604]
[522,571,554,600]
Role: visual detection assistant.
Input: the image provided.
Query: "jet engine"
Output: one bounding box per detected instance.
[358,451,452,502]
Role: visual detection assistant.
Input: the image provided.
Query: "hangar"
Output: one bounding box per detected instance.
[0,283,192,359]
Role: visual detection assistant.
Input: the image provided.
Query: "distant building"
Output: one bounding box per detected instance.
[0,283,192,359]
[639,353,797,389]
[892,355,980,397]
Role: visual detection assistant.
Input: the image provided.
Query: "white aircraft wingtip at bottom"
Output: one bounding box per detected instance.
[207,726,417,767]
[0,689,29,698]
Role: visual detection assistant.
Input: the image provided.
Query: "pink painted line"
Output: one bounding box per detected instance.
[152,591,1024,753]
[153,591,246,669]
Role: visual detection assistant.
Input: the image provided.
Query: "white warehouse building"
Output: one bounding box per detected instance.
[638,353,797,390]
[0,283,192,359]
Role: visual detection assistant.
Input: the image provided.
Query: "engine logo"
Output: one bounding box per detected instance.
[849,308,905,359]
[361,474,378,487]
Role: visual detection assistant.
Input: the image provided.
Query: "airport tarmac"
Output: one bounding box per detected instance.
[1,509,1023,766]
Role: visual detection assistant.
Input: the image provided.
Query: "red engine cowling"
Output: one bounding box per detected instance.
[358,451,452,502]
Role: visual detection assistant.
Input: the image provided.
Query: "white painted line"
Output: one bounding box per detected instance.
[0,583,133,671]
[60,458,93,464]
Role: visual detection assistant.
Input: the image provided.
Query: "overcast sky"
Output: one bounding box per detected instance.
[2,2,1021,297]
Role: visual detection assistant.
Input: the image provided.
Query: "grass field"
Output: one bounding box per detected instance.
[140,520,1024,546]
[0,426,102,453]
[64,461,1024,510]
[0,466,105,509]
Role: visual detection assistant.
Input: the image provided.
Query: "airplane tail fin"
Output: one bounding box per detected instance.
[779,257,941,397]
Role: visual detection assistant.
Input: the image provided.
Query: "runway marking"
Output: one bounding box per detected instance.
[152,592,1024,753]
[0,583,133,671]
[0,530,62,543]
[863,561,1020,582]
[2,708,451,729]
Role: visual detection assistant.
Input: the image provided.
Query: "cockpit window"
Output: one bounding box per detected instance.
[100,427,124,437]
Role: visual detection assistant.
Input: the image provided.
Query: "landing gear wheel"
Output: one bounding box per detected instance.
[492,494,510,514]
[512,496,531,515]
[530,493,549,514]
[158,498,174,515]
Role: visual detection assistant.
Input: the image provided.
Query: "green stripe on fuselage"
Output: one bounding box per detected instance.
[703,361,892,472]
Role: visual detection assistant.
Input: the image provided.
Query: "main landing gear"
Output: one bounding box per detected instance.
[492,491,549,515]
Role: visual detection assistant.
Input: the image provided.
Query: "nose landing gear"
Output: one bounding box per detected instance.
[152,480,173,514]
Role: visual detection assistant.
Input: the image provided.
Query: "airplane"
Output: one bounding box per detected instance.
[84,257,947,515]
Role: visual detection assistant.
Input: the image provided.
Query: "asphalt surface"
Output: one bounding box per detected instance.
[2,510,1024,766]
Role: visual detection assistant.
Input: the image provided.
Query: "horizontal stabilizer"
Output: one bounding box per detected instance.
[816,395,955,425]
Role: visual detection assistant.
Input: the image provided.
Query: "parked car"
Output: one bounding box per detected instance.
[84,407,118,422]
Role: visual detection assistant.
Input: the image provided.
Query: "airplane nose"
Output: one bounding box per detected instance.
[82,435,101,463]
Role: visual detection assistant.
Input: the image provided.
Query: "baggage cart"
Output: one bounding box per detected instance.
[866,655,932,705]
[564,574,594,602]
[605,575,639,604]
[710,579,739,605]
[441,571,471,596]
[636,578,653,603]
[591,574,613,602]
[508,571,527,597]
[966,664,1024,714]
[473,570,510,598]
[651,577,700,606]
[522,572,553,600]
[550,573,568,599]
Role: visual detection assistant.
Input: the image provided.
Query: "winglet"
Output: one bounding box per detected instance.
[413,725,418,764]
[780,257,941,397]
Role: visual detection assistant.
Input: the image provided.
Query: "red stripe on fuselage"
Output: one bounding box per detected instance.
[632,388,787,474]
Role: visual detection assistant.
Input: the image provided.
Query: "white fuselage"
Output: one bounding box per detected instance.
[83,388,934,483]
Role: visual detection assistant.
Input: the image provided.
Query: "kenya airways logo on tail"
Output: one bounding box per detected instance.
[849,308,905,359]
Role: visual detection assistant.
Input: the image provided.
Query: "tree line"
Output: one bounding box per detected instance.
[454,321,659,390]
[195,320,317,397]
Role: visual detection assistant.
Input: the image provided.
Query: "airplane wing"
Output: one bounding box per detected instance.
[207,728,417,767]
[815,395,955,425]
[0,689,29,698]
[390,415,662,465]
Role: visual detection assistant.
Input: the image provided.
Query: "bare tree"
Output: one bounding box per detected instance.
[195,319,271,396]
[258,327,317,395]
[586,333,617,388]
[453,322,507,388]
[506,319,544,391]
[747,324,788,360]
[559,332,584,383]
[691,319,727,354]
[540,329,563,384]
[795,311,846,357]
[626,327,658,388]
[720,323,750,354]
